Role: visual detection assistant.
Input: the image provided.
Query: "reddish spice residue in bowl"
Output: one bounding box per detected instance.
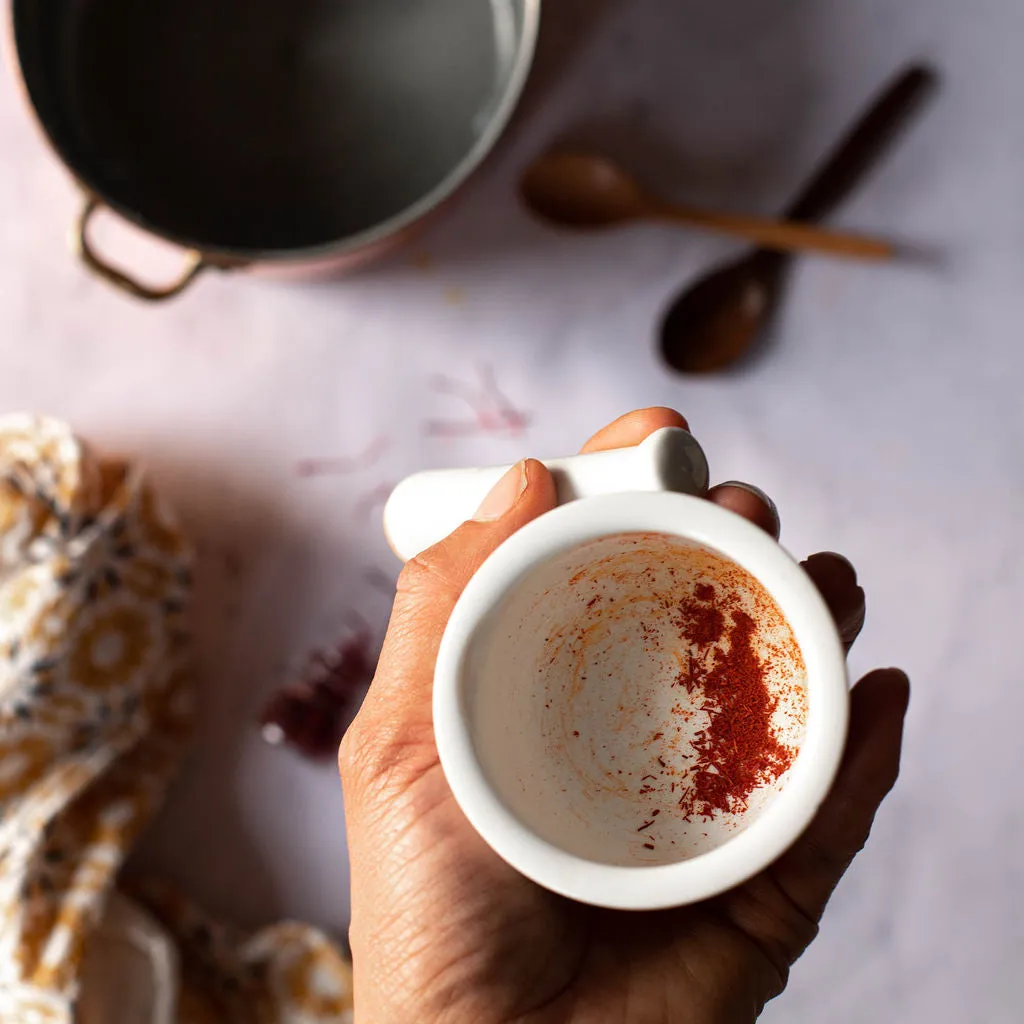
[673,584,795,820]
[533,534,805,855]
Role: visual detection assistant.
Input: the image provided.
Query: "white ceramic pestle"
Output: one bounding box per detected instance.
[383,427,710,561]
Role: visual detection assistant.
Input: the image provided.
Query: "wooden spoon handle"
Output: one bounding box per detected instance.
[656,204,894,260]
[786,65,938,222]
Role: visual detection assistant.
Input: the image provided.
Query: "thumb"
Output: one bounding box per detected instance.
[345,460,557,772]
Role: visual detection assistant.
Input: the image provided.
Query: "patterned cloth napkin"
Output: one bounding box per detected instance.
[0,416,354,1023]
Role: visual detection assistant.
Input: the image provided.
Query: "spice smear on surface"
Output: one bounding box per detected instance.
[259,634,375,759]
[673,583,795,820]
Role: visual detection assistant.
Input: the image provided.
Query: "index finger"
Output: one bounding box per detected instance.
[580,407,690,453]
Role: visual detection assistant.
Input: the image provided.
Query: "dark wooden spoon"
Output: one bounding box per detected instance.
[659,64,938,374]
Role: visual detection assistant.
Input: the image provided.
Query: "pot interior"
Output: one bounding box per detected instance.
[15,0,528,253]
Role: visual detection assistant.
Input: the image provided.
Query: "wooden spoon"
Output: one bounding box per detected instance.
[659,64,937,374]
[520,151,894,260]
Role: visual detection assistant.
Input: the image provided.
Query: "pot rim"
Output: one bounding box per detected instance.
[6,0,541,263]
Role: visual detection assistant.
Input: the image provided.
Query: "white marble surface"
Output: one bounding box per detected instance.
[2,0,1023,1019]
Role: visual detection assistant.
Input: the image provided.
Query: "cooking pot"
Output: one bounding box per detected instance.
[7,0,539,300]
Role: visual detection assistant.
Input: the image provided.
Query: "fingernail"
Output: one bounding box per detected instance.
[474,462,528,521]
[718,481,778,520]
[713,480,780,536]
[816,551,858,585]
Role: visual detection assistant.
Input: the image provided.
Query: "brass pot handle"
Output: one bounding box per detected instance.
[73,197,214,302]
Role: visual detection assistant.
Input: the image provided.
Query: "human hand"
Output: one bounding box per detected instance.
[340,408,909,1024]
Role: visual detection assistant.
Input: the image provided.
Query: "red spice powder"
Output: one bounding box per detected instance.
[259,635,375,759]
[674,584,794,820]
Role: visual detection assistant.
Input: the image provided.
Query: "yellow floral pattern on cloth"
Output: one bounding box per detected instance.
[0,417,353,1023]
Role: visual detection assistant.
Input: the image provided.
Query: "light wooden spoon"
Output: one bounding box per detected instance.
[520,150,894,260]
